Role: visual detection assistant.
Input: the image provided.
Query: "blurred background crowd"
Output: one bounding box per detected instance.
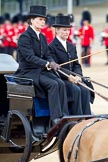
[0,0,108,66]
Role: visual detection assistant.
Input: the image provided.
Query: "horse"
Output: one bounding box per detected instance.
[58,117,108,162]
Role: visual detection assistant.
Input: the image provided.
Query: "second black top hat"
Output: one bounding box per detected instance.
[52,15,72,27]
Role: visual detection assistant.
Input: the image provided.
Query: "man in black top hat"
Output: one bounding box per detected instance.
[14,5,69,126]
[49,15,91,115]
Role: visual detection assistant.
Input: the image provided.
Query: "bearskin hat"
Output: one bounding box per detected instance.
[68,14,74,23]
[82,9,92,23]
[4,13,10,21]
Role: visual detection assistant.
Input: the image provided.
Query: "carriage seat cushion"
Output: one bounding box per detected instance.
[34,97,50,117]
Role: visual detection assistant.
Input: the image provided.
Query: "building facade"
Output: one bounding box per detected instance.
[2,0,108,16]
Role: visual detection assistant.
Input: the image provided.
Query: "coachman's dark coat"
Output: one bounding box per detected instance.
[49,38,82,74]
[49,38,93,115]
[15,26,54,98]
[49,37,83,101]
[49,38,95,104]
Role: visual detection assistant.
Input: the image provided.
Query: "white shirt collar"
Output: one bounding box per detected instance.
[30,25,40,38]
[57,36,66,44]
[56,36,67,51]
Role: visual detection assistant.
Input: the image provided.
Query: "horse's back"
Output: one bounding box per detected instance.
[63,118,108,162]
[90,119,108,160]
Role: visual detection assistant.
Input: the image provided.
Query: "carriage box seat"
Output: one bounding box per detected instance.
[4,75,50,117]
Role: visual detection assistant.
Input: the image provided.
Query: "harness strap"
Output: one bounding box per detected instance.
[67,118,107,162]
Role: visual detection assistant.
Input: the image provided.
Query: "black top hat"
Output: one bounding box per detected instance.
[52,15,72,27]
[28,5,47,18]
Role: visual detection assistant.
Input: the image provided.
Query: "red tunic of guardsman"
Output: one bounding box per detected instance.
[15,14,27,35]
[4,24,13,46]
[0,16,5,50]
[102,27,108,46]
[21,15,28,32]
[41,26,55,44]
[67,14,78,45]
[9,15,20,56]
[79,24,94,46]
[0,25,5,47]
[78,20,94,66]
[18,23,26,34]
[101,14,108,65]
[4,23,13,54]
[9,25,19,48]
[3,13,13,54]
[0,16,5,53]
[68,26,79,46]
[41,16,55,44]
[68,27,74,44]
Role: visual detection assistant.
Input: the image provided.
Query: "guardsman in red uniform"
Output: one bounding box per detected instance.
[78,18,94,67]
[9,15,20,58]
[0,16,5,53]
[41,16,55,44]
[17,14,27,34]
[3,13,13,54]
[67,14,79,46]
[101,14,108,65]
[22,15,29,31]
[80,8,92,26]
[16,15,28,61]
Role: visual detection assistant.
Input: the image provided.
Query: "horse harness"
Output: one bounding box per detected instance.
[91,157,108,162]
[66,117,108,162]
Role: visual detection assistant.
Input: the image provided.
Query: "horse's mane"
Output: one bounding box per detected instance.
[58,121,77,162]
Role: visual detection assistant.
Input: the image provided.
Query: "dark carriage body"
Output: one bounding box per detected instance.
[5,74,51,136]
[0,54,50,134]
[0,54,57,162]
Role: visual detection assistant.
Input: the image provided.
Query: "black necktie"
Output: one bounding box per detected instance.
[39,34,43,58]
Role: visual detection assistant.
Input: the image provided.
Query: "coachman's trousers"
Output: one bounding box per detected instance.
[39,70,69,120]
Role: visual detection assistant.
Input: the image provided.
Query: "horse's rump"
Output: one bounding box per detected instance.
[59,118,108,162]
